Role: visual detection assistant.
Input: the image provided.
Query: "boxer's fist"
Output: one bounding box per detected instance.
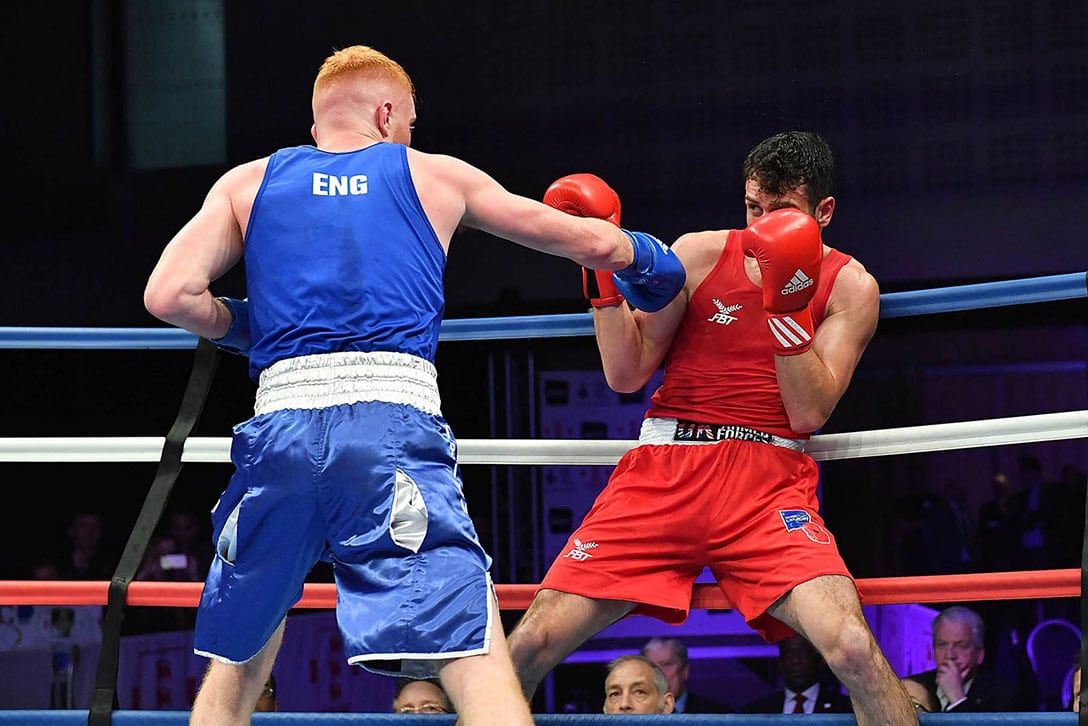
[742,208,822,313]
[545,173,625,308]
[613,230,686,313]
[543,173,621,226]
[741,208,823,355]
[211,296,251,355]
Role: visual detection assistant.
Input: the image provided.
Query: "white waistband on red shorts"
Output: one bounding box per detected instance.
[254,351,441,417]
[638,417,805,452]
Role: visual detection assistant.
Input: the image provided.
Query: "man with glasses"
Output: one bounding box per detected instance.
[906,606,1030,712]
[393,678,453,715]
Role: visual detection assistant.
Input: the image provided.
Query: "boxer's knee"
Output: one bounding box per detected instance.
[507,593,560,665]
[819,615,885,686]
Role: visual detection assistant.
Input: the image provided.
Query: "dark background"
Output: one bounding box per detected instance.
[0,0,1084,617]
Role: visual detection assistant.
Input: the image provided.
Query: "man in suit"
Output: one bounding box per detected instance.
[742,634,853,714]
[907,605,1030,712]
[641,638,733,713]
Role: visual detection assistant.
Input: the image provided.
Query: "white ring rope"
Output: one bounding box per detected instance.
[0,410,1083,465]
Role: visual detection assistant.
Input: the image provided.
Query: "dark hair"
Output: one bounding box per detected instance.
[743,131,834,208]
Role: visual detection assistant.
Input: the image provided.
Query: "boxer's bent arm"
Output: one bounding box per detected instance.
[144,164,255,339]
[416,153,633,270]
[593,232,701,392]
[775,260,879,433]
[593,287,686,393]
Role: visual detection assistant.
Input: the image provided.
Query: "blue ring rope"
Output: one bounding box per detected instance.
[1,272,1083,349]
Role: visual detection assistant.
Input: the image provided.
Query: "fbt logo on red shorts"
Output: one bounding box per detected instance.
[779,509,831,545]
[562,538,599,561]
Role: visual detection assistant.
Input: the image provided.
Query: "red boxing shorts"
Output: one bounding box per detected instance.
[539,421,854,642]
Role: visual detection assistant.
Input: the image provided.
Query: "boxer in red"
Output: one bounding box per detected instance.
[509,132,918,725]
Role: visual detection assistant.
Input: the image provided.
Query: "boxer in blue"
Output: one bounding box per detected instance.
[144,45,684,725]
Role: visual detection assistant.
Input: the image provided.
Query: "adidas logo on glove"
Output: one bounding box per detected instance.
[781,269,815,295]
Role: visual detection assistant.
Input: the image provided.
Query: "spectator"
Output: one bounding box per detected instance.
[126,533,202,634]
[254,672,278,713]
[602,655,674,715]
[973,471,1038,677]
[901,676,937,714]
[640,637,731,713]
[906,605,1031,712]
[975,473,1020,573]
[392,677,452,715]
[29,555,60,581]
[943,478,975,572]
[1011,455,1060,571]
[162,507,214,579]
[741,634,853,714]
[893,468,964,576]
[56,509,114,581]
[135,534,201,583]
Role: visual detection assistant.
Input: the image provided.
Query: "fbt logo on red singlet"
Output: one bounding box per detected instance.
[779,509,831,545]
[707,298,743,326]
[312,173,368,196]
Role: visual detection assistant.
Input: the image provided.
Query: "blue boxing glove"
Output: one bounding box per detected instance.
[211,296,251,355]
[612,230,686,312]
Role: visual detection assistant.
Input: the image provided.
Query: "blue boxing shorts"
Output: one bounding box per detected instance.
[192,351,495,677]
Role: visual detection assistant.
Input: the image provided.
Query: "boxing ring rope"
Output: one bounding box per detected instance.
[0,569,1078,611]
[2,271,1085,723]
[1,410,1084,465]
[1,271,1085,348]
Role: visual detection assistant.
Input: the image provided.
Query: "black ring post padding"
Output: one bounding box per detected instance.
[88,337,220,726]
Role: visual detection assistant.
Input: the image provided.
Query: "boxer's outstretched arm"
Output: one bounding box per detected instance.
[410,152,634,271]
[541,174,685,314]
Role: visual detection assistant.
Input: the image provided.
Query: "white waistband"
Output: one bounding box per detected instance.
[254,351,441,417]
[637,417,806,452]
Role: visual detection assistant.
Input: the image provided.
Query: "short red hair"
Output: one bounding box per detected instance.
[313,45,414,100]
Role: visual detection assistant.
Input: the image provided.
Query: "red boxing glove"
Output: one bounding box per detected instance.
[543,173,622,226]
[544,174,625,308]
[741,208,823,355]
